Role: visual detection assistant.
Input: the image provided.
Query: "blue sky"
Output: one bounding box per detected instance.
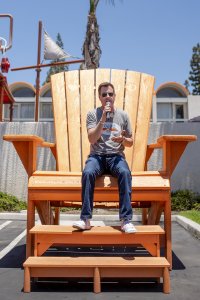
[1,0,200,89]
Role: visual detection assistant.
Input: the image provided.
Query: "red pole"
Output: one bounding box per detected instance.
[35,21,42,122]
[0,86,4,122]
[11,59,85,71]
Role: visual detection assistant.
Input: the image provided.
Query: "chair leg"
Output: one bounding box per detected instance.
[94,267,101,293]
[142,208,148,225]
[54,207,60,225]
[24,267,30,293]
[163,267,170,293]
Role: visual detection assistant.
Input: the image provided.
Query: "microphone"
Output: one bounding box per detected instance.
[106,101,111,119]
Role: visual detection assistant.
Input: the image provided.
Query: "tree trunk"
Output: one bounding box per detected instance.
[81,13,101,70]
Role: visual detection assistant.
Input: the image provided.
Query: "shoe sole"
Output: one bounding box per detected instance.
[72,224,91,230]
[121,228,137,234]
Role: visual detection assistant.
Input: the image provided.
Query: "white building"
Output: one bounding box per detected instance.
[3,81,200,122]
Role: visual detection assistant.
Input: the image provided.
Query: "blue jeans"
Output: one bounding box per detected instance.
[81,154,133,221]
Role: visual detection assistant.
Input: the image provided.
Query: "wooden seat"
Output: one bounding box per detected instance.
[30,224,165,257]
[23,256,170,293]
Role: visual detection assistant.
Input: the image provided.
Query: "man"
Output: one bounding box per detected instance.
[73,82,137,233]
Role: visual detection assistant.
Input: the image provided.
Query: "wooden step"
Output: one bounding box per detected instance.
[23,256,170,293]
[30,225,164,257]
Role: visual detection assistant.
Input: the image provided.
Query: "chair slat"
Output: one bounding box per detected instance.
[95,69,110,107]
[65,71,81,171]
[80,69,95,168]
[111,69,126,109]
[132,73,155,171]
[124,71,141,170]
[51,73,69,171]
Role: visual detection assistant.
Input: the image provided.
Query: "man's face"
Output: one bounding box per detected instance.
[99,85,115,110]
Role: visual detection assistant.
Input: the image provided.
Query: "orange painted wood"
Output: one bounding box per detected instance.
[30,225,164,234]
[110,69,126,109]
[24,256,170,268]
[30,225,164,257]
[65,71,82,171]
[51,72,70,171]
[124,71,141,169]
[28,173,170,189]
[80,69,95,166]
[132,73,155,171]
[95,69,110,107]
[23,256,170,293]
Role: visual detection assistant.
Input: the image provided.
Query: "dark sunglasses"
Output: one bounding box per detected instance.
[101,92,114,97]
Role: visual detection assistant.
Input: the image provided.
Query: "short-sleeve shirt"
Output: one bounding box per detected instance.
[87,107,132,157]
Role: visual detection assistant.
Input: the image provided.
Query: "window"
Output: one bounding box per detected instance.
[20,103,34,119]
[40,103,53,120]
[156,102,187,122]
[12,88,35,97]
[157,103,172,120]
[175,104,184,119]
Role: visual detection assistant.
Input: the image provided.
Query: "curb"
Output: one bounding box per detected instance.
[175,215,200,239]
[0,212,199,239]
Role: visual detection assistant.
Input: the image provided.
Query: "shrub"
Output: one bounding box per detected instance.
[0,192,27,212]
[193,202,200,211]
[171,189,199,211]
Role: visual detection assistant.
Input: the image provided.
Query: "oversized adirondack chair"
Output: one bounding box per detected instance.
[3,69,196,273]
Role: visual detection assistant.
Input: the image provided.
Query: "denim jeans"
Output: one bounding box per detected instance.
[80,154,133,221]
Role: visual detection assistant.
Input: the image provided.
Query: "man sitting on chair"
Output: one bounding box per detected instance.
[73,82,137,233]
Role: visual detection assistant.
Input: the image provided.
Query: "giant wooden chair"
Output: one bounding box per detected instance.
[3,69,197,270]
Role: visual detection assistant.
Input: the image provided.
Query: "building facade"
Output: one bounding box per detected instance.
[3,81,200,122]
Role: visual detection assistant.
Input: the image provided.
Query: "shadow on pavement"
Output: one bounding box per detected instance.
[0,243,185,271]
[0,244,25,268]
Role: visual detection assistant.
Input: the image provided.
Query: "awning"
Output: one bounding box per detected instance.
[0,72,15,104]
[0,72,15,121]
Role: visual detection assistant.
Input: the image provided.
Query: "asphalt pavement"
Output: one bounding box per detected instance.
[0,214,200,300]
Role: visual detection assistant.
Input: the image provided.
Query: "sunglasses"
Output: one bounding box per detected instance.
[101,92,114,97]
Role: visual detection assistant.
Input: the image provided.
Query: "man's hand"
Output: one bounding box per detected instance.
[111,130,126,143]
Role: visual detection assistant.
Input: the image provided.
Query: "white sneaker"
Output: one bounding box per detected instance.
[121,221,137,233]
[73,219,91,230]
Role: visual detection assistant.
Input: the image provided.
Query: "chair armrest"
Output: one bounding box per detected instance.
[147,135,197,176]
[157,135,197,144]
[3,134,56,176]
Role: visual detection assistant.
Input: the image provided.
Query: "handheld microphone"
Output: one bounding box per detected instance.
[106,101,111,119]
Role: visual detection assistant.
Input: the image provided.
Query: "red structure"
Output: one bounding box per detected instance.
[0,72,15,121]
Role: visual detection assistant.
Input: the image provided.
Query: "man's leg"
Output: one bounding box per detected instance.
[107,155,133,221]
[80,155,104,220]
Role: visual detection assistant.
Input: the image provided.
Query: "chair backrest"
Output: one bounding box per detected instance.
[51,69,155,172]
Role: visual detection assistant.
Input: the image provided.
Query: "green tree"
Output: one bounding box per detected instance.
[81,0,117,70]
[44,33,69,84]
[188,43,200,95]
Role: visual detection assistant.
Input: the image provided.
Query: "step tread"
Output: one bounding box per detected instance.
[30,225,165,235]
[24,256,170,268]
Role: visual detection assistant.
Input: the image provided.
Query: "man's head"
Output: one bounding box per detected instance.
[98,82,116,110]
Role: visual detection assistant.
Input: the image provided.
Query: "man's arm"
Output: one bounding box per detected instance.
[88,122,104,144]
[87,105,110,144]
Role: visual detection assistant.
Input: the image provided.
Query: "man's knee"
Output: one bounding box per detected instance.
[82,168,96,180]
[119,167,131,176]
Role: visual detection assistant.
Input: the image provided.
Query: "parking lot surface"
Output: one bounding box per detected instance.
[0,217,200,300]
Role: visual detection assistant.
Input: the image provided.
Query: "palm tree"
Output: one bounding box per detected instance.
[81,0,116,70]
